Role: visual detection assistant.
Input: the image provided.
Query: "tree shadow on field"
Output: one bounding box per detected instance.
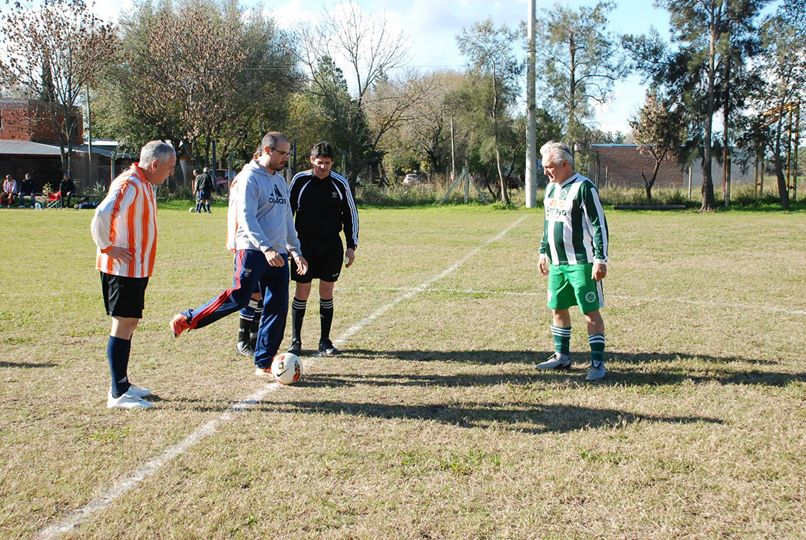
[0,360,57,368]
[254,399,723,435]
[335,349,804,388]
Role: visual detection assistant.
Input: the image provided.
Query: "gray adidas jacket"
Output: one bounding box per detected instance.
[233,160,301,257]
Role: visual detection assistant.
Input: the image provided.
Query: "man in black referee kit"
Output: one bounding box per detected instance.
[287,142,359,356]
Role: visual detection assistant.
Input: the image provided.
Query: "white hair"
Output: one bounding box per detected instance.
[139,141,175,167]
[540,141,574,168]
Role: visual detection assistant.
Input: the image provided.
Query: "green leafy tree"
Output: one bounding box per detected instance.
[536,0,628,155]
[457,19,523,204]
[749,0,805,209]
[94,0,300,184]
[717,0,767,207]
[654,0,732,211]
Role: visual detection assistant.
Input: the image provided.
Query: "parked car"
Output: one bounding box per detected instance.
[402,172,421,186]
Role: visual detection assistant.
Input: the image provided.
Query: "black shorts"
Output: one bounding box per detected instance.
[292,236,344,283]
[101,272,149,318]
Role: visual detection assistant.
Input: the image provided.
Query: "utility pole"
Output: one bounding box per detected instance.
[525,0,537,208]
[86,86,93,189]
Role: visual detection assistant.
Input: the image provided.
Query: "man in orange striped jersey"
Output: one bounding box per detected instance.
[91,141,176,409]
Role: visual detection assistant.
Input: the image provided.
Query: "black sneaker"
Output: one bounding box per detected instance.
[236,340,254,357]
[287,340,302,355]
[318,339,339,356]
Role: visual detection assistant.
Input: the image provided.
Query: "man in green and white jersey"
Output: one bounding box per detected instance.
[536,141,609,381]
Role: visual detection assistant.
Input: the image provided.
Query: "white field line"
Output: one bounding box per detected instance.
[334,286,806,317]
[35,214,530,539]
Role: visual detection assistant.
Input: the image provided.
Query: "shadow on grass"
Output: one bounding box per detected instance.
[0,360,58,368]
[343,348,783,366]
[320,349,804,388]
[255,399,722,435]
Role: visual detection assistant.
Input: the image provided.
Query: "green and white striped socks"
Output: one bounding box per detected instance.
[551,325,571,360]
[589,333,605,364]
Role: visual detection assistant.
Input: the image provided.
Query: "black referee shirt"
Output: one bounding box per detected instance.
[289,170,359,249]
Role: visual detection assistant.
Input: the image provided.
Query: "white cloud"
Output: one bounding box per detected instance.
[89,0,134,23]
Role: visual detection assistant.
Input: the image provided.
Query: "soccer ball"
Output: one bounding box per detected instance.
[271,353,303,385]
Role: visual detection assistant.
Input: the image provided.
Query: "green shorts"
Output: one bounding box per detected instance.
[547,263,604,314]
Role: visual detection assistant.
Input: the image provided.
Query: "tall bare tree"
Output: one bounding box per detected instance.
[0,0,118,175]
[295,0,409,182]
[536,0,628,154]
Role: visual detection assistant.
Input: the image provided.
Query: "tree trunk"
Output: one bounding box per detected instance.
[645,160,662,203]
[722,23,731,208]
[490,68,509,205]
[495,145,509,204]
[773,121,790,210]
[701,4,718,211]
[774,156,790,210]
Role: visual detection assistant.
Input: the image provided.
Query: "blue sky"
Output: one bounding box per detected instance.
[95,0,673,134]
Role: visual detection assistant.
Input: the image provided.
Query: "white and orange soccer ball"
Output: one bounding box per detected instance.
[271,352,303,385]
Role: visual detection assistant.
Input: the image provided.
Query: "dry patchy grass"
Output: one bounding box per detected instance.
[0,205,804,539]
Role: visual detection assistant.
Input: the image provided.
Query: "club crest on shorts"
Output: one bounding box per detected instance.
[585,291,597,303]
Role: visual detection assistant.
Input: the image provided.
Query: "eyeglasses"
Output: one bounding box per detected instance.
[270,148,291,157]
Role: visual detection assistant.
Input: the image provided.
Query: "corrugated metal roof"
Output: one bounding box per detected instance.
[74,144,135,159]
[0,139,135,159]
[0,140,62,156]
[590,144,638,148]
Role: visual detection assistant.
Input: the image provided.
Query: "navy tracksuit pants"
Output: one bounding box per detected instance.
[183,249,288,368]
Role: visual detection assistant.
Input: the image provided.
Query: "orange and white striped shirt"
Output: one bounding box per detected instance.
[90,164,159,278]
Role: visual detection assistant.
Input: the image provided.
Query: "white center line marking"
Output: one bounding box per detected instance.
[35,214,530,539]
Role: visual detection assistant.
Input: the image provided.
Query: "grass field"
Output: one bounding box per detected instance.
[0,204,804,539]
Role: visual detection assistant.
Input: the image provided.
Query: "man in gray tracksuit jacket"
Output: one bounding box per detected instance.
[171,132,309,375]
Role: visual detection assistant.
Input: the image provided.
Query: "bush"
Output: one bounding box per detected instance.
[356,183,440,207]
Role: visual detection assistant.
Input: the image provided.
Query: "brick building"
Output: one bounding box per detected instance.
[0,98,83,144]
[0,98,133,194]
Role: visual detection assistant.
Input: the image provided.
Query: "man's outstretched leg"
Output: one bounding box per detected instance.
[171,250,262,337]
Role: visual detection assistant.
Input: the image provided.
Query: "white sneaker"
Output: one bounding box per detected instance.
[585,361,606,381]
[535,353,572,370]
[107,389,153,409]
[127,384,152,398]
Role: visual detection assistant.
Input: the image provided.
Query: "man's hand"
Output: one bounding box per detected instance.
[293,255,308,275]
[592,262,607,281]
[345,248,356,268]
[106,245,133,263]
[264,249,284,267]
[538,253,550,276]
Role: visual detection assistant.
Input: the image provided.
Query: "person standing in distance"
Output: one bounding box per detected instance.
[91,141,176,409]
[535,141,609,381]
[194,167,214,214]
[171,132,308,377]
[59,173,75,208]
[287,141,358,356]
